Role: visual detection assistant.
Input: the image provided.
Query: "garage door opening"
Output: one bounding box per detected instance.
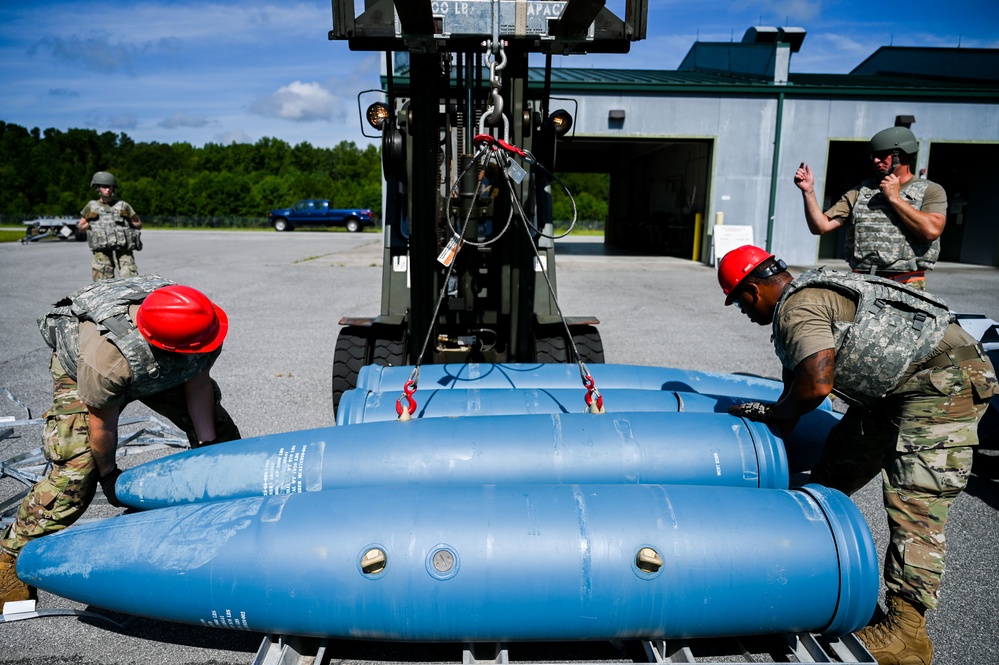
[550,172,609,235]
[927,142,999,266]
[817,140,866,261]
[554,138,712,257]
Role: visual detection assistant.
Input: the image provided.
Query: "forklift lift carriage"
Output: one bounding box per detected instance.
[328,0,649,411]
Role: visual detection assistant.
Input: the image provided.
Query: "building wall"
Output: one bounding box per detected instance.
[571,91,778,260]
[774,98,999,265]
[567,89,999,266]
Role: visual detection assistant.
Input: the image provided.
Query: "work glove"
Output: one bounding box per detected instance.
[729,401,772,423]
[99,467,123,508]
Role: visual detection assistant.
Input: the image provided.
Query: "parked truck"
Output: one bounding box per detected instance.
[267,199,374,232]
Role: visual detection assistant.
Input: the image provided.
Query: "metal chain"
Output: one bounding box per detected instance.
[484,40,506,126]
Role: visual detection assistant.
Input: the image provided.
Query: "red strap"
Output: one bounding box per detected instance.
[472,133,526,157]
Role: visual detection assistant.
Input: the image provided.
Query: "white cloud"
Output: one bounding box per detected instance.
[159,113,213,129]
[30,36,140,73]
[250,81,341,123]
[105,114,140,131]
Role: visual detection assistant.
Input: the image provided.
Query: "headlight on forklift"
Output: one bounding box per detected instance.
[366,102,391,130]
[549,109,573,136]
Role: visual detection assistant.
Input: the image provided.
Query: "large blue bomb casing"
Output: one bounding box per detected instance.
[336,388,838,471]
[17,483,877,641]
[116,412,788,509]
[336,387,744,424]
[354,363,789,398]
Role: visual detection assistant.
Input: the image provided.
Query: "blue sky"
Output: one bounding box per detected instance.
[1,1,996,149]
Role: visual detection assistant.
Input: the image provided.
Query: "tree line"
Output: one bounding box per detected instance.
[0,121,382,228]
[0,120,607,229]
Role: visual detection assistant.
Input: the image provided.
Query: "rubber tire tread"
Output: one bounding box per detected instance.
[332,327,371,415]
[534,335,568,363]
[570,325,605,364]
[371,327,407,368]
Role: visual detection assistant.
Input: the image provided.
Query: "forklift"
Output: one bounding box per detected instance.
[328,1,648,411]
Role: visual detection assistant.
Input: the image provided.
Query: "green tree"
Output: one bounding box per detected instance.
[0,120,603,229]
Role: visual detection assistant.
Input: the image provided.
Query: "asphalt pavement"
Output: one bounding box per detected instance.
[0,229,997,664]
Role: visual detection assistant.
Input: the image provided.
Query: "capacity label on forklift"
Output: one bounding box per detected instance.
[429,1,572,37]
[438,234,465,267]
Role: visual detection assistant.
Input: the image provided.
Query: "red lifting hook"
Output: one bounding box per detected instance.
[395,379,418,417]
[583,375,604,411]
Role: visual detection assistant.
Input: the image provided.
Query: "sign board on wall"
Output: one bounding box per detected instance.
[712,225,755,266]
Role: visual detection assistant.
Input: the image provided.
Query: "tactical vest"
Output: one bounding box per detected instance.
[37,275,214,399]
[772,268,952,404]
[85,201,141,252]
[845,178,939,272]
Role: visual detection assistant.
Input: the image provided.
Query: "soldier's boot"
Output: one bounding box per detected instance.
[0,549,36,612]
[856,593,934,665]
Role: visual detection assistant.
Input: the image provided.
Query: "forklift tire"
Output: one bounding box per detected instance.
[534,334,568,363]
[332,324,410,416]
[332,326,371,416]
[371,329,407,368]
[569,325,605,364]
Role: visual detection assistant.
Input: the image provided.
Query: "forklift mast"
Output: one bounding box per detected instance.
[329,1,648,411]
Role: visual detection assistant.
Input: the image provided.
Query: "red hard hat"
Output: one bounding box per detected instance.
[717,245,774,305]
[135,285,228,354]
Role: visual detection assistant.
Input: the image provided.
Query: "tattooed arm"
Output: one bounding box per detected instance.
[766,349,835,437]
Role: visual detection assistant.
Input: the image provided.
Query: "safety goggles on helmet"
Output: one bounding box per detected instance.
[749,258,787,280]
[730,259,787,309]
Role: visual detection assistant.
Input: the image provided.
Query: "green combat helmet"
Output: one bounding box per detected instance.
[869,127,919,156]
[91,171,117,188]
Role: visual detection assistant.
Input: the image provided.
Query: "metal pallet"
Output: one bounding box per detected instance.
[252,633,876,665]
[2,384,876,665]
[19,216,82,243]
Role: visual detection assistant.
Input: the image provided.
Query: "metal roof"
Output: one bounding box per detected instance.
[529,66,999,100]
[851,46,999,82]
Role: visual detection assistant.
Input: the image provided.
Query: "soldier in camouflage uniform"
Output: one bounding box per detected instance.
[79,171,144,282]
[0,276,241,611]
[718,245,997,665]
[794,127,947,290]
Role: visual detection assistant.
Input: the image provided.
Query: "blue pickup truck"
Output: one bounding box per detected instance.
[268,199,374,232]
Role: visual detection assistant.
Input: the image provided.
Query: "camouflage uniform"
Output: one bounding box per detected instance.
[827,177,946,291]
[773,269,997,610]
[80,199,142,282]
[811,369,990,610]
[0,279,240,557]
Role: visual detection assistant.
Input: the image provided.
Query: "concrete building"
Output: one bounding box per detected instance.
[542,29,999,267]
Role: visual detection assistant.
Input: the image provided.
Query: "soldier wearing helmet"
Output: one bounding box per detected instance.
[1,276,241,611]
[793,127,947,290]
[718,245,996,665]
[78,171,145,282]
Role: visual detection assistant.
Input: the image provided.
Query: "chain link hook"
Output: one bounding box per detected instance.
[395,379,418,420]
[484,40,507,126]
